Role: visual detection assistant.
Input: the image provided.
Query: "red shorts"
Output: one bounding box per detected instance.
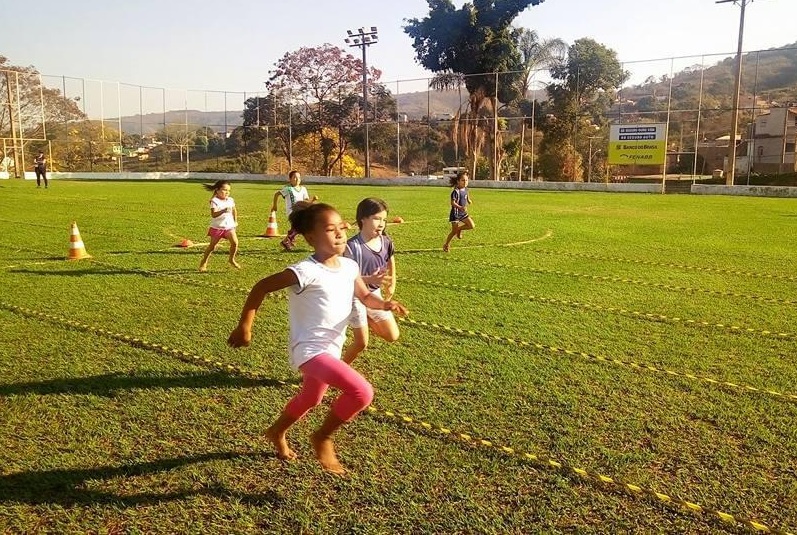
[207,227,232,239]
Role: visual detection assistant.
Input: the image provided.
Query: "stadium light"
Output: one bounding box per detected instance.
[345,26,378,178]
[717,0,751,186]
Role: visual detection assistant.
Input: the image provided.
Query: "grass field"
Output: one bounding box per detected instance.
[0,178,795,534]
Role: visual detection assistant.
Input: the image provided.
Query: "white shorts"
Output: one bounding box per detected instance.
[349,287,394,328]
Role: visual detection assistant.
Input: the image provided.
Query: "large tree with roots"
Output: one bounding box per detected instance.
[404,0,546,180]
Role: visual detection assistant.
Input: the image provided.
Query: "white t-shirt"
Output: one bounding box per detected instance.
[209,196,237,230]
[285,256,360,369]
[280,186,310,215]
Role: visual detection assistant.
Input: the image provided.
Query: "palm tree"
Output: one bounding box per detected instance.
[515,29,567,180]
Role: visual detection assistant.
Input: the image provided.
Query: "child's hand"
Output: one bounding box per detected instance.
[384,300,408,317]
[227,326,252,348]
[364,267,387,287]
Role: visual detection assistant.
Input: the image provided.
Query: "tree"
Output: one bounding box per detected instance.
[1,56,85,176]
[259,44,394,176]
[513,28,567,180]
[541,38,628,181]
[404,0,546,180]
[242,93,298,165]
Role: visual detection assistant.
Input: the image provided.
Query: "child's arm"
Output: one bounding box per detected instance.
[228,269,298,347]
[384,256,397,300]
[232,205,238,223]
[270,191,282,212]
[355,276,407,316]
[450,190,464,210]
[210,205,228,218]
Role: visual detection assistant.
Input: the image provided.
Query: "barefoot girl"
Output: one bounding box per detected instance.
[199,180,240,272]
[227,203,408,474]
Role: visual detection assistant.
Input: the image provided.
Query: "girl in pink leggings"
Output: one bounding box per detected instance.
[228,203,408,475]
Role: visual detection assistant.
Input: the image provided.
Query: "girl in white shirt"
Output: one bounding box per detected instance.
[228,203,408,475]
[199,180,240,272]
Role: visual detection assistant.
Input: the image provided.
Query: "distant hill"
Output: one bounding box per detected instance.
[622,42,797,106]
[113,92,465,134]
[113,42,796,135]
[117,110,243,135]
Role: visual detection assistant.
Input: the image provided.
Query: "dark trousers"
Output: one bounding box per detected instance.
[35,167,48,187]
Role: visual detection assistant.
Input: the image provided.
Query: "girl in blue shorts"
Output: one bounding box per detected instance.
[443,171,475,252]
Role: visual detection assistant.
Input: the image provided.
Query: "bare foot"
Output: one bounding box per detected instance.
[443,243,450,252]
[229,259,241,269]
[265,427,297,461]
[198,265,208,273]
[310,432,346,475]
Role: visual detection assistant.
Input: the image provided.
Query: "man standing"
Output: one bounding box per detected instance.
[34,151,48,188]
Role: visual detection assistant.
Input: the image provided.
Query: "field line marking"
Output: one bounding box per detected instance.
[400,276,793,341]
[411,254,797,306]
[9,249,795,404]
[1,299,791,535]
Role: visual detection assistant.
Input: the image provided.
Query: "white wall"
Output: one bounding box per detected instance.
[49,172,662,193]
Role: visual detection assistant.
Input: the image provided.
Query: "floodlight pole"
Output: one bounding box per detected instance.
[345,27,378,178]
[717,0,750,186]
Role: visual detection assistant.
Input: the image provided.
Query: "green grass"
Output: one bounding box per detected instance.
[0,178,796,534]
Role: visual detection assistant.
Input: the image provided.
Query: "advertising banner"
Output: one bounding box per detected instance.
[608,123,666,165]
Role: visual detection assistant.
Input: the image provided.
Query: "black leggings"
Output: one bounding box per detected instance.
[35,168,48,187]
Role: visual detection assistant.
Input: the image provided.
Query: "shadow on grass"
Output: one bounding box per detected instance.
[0,371,296,398]
[106,248,196,255]
[10,267,143,277]
[0,450,283,507]
[8,263,222,277]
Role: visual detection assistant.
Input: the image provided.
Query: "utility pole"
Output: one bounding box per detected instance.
[717,0,751,186]
[345,27,378,178]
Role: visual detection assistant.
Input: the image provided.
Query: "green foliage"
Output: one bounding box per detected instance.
[537,138,581,181]
[404,0,544,103]
[204,153,269,174]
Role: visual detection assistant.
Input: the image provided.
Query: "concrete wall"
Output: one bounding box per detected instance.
[692,184,797,198]
[48,172,661,193]
[14,172,794,196]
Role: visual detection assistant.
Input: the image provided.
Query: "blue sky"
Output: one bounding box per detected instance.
[4,0,794,94]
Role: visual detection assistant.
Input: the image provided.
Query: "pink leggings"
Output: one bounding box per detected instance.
[284,353,374,422]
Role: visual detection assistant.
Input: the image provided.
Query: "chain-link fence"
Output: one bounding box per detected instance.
[2,46,796,182]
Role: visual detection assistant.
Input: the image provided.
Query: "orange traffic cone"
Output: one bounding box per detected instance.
[262,211,280,238]
[175,238,194,248]
[391,216,405,224]
[67,221,91,260]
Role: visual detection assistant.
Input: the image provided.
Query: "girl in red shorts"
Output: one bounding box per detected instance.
[199,180,240,272]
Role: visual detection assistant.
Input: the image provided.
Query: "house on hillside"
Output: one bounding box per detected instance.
[750,106,797,174]
[697,135,743,176]
[695,106,797,177]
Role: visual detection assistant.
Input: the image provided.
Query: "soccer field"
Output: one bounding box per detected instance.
[1,179,795,534]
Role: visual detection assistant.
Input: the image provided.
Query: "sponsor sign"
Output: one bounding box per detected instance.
[608,123,666,165]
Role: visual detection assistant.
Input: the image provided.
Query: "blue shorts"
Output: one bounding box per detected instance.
[449,209,469,223]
